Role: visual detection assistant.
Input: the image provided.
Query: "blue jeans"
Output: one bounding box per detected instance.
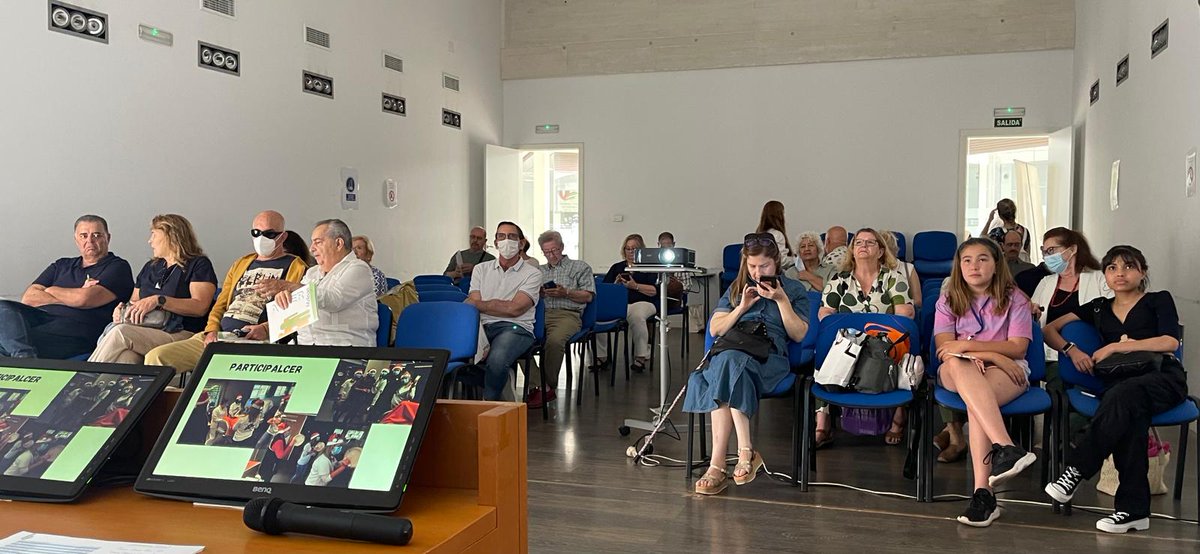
[482,322,536,401]
[0,300,92,359]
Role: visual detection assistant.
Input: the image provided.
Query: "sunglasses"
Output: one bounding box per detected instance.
[250,229,283,239]
[743,233,778,250]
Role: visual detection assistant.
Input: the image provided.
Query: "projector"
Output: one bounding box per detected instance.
[634,248,695,267]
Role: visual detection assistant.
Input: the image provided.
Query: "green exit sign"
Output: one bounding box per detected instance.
[994,117,1023,128]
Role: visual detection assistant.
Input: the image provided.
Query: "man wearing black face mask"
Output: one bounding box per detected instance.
[145,211,307,374]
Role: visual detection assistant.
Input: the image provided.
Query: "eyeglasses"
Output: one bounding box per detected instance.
[1041,245,1065,256]
[853,239,879,248]
[743,233,778,250]
[623,246,640,252]
[250,229,283,239]
[495,233,520,241]
[541,246,562,256]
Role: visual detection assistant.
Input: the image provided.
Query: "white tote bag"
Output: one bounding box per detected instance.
[815,329,862,390]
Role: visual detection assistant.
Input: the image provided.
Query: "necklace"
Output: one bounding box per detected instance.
[1048,275,1078,308]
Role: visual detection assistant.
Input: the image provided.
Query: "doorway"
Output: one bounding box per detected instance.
[486,144,583,263]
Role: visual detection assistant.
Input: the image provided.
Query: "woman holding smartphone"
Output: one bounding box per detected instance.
[684,232,809,495]
[596,234,659,372]
[933,238,1036,527]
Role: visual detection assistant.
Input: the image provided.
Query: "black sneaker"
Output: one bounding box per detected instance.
[957,488,1001,527]
[1044,465,1083,503]
[1096,511,1149,534]
[986,443,1037,487]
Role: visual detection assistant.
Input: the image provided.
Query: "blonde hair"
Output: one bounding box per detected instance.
[620,234,645,260]
[151,214,204,264]
[352,235,375,257]
[839,228,897,273]
[875,230,901,270]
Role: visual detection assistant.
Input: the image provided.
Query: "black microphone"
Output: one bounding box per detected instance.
[243,497,413,546]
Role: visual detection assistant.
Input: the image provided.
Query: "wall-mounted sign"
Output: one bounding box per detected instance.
[1090,80,1100,105]
[994,118,1023,128]
[1116,55,1130,86]
[1151,19,1169,59]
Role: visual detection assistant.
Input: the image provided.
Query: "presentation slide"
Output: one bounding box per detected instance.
[153,354,432,492]
[0,366,157,482]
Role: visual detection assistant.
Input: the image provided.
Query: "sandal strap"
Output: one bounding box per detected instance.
[737,446,753,452]
[708,465,726,474]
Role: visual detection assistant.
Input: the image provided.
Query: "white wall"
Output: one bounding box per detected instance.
[0,0,502,293]
[1073,0,1200,390]
[503,50,1074,271]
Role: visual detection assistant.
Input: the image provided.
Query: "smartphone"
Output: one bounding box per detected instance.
[233,328,251,338]
[619,272,633,282]
[948,352,977,360]
[757,274,779,287]
[543,281,558,289]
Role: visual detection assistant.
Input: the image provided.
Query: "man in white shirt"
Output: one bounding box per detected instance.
[468,221,542,401]
[273,219,378,346]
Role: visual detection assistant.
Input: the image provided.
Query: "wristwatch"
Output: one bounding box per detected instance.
[157,295,167,307]
[1060,341,1076,356]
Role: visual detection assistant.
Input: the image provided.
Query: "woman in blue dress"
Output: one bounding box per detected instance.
[685,233,809,495]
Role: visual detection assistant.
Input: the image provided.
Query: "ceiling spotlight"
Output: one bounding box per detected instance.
[201,48,212,64]
[211,51,225,67]
[51,7,69,27]
[304,76,314,89]
[69,12,86,32]
[383,98,393,109]
[322,81,332,93]
[224,55,237,71]
[85,16,103,36]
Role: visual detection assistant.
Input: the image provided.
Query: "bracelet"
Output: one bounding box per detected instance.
[1061,342,1075,355]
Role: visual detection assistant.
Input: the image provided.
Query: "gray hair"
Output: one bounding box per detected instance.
[537,230,564,248]
[795,231,824,260]
[74,214,110,234]
[315,219,352,251]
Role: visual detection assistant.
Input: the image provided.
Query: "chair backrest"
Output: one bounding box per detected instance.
[919,279,944,355]
[892,231,907,261]
[376,303,392,347]
[393,302,479,362]
[413,274,452,286]
[580,296,598,329]
[594,283,628,322]
[1057,320,1109,392]
[722,243,742,273]
[457,276,471,294]
[912,231,958,262]
[533,299,546,340]
[814,313,920,367]
[925,317,1046,382]
[416,283,462,294]
[385,277,400,291]
[800,290,821,350]
[419,290,467,303]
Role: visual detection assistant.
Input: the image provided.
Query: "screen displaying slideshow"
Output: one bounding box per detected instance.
[0,366,157,482]
[152,353,433,491]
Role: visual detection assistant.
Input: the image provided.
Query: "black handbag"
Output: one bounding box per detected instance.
[848,333,898,394]
[1093,351,1163,381]
[708,320,772,364]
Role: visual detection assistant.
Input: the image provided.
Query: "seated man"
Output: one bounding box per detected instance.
[526,230,595,409]
[0,215,133,358]
[467,222,541,401]
[657,232,675,248]
[145,210,307,373]
[444,226,495,284]
[820,226,849,276]
[273,219,378,346]
[1002,229,1035,277]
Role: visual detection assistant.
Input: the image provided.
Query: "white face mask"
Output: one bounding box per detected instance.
[497,239,520,259]
[253,236,277,257]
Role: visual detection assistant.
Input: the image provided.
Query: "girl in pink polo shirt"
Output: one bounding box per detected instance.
[933,238,1035,527]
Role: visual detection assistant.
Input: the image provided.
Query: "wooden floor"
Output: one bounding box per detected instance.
[523,329,1200,553]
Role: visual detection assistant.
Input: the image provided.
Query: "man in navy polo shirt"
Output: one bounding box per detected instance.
[0,215,134,358]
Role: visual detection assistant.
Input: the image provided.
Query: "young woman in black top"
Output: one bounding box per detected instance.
[1043,245,1188,534]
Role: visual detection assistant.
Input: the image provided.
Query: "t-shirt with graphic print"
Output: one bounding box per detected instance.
[219,256,298,332]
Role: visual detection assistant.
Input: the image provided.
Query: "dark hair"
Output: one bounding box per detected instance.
[496,221,528,251]
[1101,245,1150,291]
[996,199,1017,222]
[755,200,791,253]
[74,214,110,234]
[658,231,674,243]
[1041,227,1101,272]
[729,242,783,307]
[282,230,315,266]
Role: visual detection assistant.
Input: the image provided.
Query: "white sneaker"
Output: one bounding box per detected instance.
[1096,512,1149,534]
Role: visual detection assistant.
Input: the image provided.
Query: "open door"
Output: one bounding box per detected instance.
[485,145,521,234]
[1046,126,1074,230]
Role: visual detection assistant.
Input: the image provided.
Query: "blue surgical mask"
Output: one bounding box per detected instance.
[1044,252,1068,274]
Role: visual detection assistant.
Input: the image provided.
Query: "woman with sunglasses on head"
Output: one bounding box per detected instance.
[1043,246,1187,534]
[934,238,1036,527]
[814,228,916,446]
[595,234,659,372]
[685,232,809,495]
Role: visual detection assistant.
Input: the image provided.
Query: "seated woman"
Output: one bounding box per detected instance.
[933,238,1036,527]
[1043,245,1187,534]
[595,234,659,372]
[815,228,915,447]
[784,231,826,292]
[352,235,388,297]
[756,200,794,270]
[684,233,809,495]
[88,214,217,364]
[283,230,316,267]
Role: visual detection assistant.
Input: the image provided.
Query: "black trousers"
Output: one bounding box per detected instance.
[1068,360,1187,517]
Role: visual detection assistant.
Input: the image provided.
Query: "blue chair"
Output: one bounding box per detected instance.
[685,318,809,485]
[562,298,599,406]
[1055,321,1199,515]
[800,313,922,492]
[891,231,907,261]
[591,283,630,386]
[719,243,741,296]
[789,290,822,370]
[413,274,452,286]
[393,302,479,399]
[521,300,549,419]
[385,277,400,291]
[457,276,471,295]
[921,323,1055,502]
[912,231,958,283]
[376,303,392,347]
[918,279,943,357]
[68,352,91,361]
[419,290,468,303]
[415,283,461,294]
